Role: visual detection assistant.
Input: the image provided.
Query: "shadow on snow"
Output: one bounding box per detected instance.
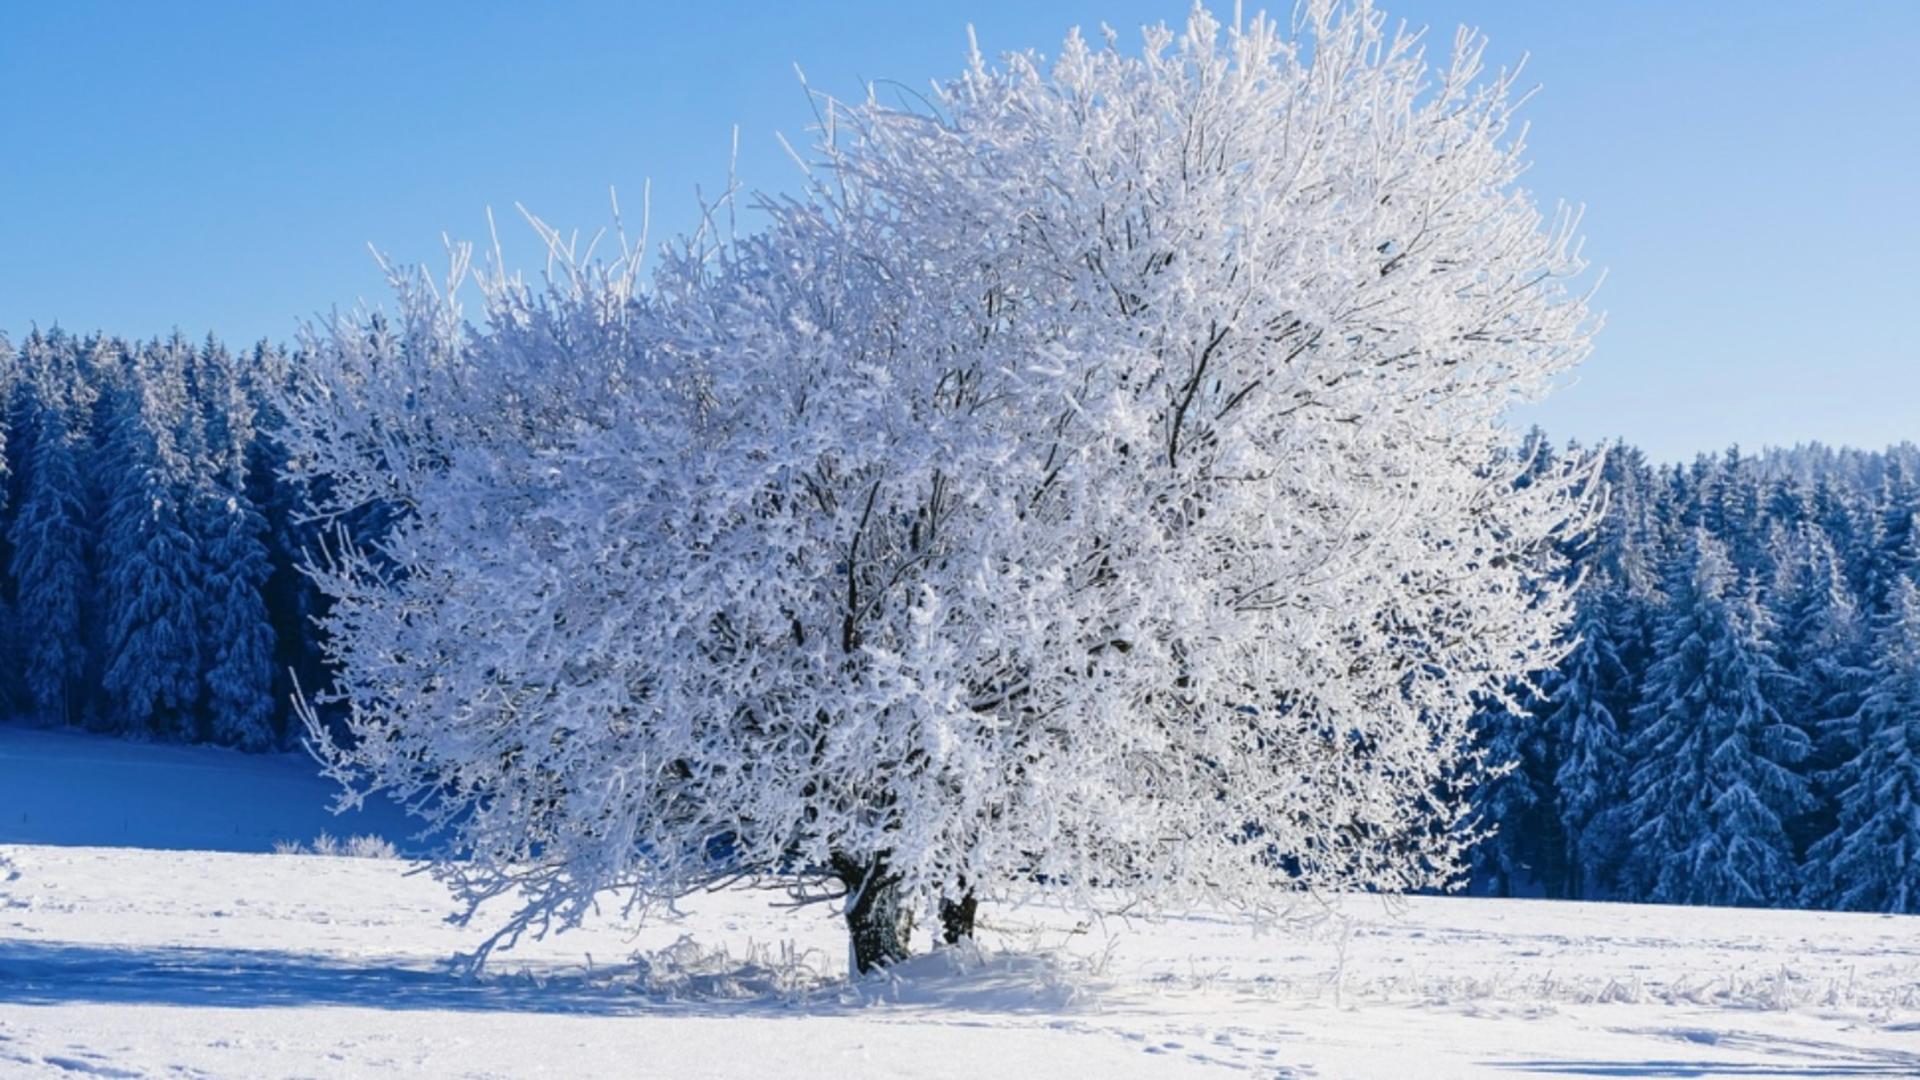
[1490,1026,1920,1077]
[0,937,1098,1019]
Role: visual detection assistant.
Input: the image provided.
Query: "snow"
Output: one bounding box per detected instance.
[2,844,1916,1078]
[0,726,414,854]
[2,730,1917,1078]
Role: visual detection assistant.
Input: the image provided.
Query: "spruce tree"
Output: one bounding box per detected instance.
[191,337,278,748]
[7,377,91,725]
[1803,577,1920,912]
[1809,473,1864,597]
[1768,523,1873,860]
[1621,531,1811,906]
[96,357,201,739]
[1862,458,1920,616]
[1551,588,1630,899]
[78,337,134,728]
[1593,443,1664,602]
[198,492,276,748]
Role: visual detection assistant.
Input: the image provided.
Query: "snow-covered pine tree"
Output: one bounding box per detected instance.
[1550,588,1631,899]
[196,336,247,484]
[1861,458,1920,617]
[1650,462,1692,558]
[1693,448,1759,568]
[77,335,134,729]
[1768,522,1873,863]
[282,2,1597,972]
[1766,474,1810,530]
[1621,531,1812,906]
[192,338,277,749]
[1724,456,1769,573]
[96,343,202,739]
[1536,449,1643,903]
[7,358,92,726]
[1555,444,1662,899]
[1593,443,1664,603]
[1803,576,1920,912]
[1682,453,1720,534]
[198,491,276,749]
[1809,472,1863,596]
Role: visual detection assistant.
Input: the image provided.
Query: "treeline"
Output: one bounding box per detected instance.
[0,328,331,750]
[3,327,1916,912]
[1469,435,1920,913]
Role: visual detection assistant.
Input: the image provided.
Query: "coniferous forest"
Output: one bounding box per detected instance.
[0,329,332,751]
[2,327,1916,915]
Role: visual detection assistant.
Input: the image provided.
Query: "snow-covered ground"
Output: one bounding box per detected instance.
[1,728,1917,1078]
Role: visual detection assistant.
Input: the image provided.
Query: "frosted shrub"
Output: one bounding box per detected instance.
[343,834,400,860]
[283,1,1595,973]
[273,832,399,860]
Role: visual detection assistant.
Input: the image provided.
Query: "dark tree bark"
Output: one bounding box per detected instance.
[939,892,978,945]
[832,853,913,973]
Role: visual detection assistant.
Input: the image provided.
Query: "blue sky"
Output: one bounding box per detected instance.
[2,1,1914,460]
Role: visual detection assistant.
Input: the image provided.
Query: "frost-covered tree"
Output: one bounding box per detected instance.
[285,2,1595,972]
[96,348,202,739]
[1550,587,1631,899]
[78,338,135,729]
[197,492,276,748]
[7,373,92,726]
[1768,522,1872,858]
[1860,458,1919,616]
[1620,532,1811,906]
[185,337,278,748]
[1808,473,1856,551]
[1545,446,1662,899]
[195,336,249,487]
[1802,577,1920,912]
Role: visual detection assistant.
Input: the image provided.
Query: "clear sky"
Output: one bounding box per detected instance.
[2,2,1914,460]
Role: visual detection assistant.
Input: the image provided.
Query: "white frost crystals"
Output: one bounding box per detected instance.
[280,1,1598,973]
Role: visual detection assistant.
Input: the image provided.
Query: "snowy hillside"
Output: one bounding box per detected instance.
[1,730,1917,1078]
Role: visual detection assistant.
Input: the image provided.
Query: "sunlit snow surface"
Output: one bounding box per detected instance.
[1,729,1916,1078]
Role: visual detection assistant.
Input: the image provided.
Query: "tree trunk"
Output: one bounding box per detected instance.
[832,854,912,974]
[939,891,977,945]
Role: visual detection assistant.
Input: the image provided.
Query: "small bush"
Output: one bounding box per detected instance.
[272,831,399,859]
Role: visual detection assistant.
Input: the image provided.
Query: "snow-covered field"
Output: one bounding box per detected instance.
[2,728,1917,1078]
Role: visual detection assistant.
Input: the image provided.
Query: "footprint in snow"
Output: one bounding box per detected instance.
[40,1055,144,1078]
